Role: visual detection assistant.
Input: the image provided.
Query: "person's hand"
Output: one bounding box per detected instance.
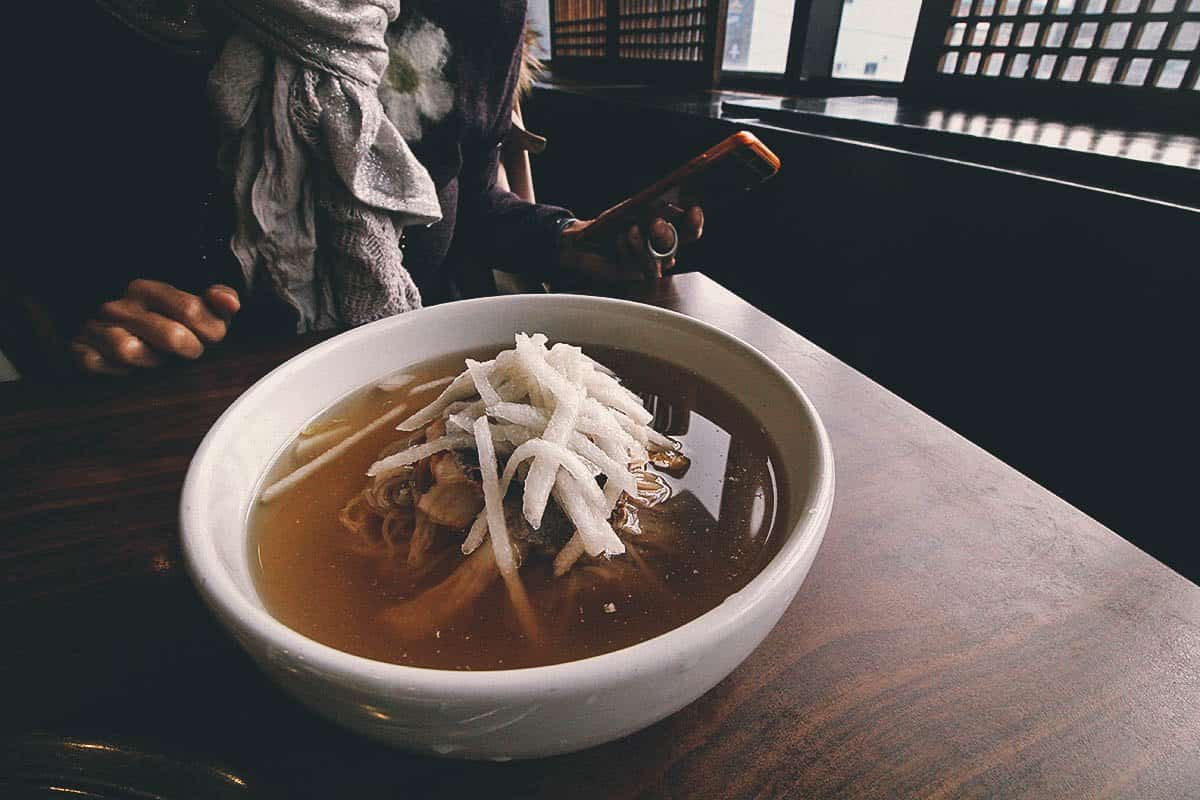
[70,280,241,375]
[558,205,704,282]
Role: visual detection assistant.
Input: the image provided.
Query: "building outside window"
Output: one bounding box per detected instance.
[830,0,924,81]
[723,0,797,73]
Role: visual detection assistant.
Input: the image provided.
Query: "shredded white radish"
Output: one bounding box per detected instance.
[571,349,615,377]
[410,375,454,395]
[515,333,551,410]
[465,358,502,407]
[580,398,643,456]
[547,343,590,385]
[515,335,586,528]
[596,401,671,451]
[450,376,525,415]
[571,432,637,509]
[376,371,416,392]
[365,333,678,577]
[584,371,654,427]
[553,532,587,576]
[366,434,475,477]
[552,473,625,557]
[396,362,495,431]
[603,480,624,510]
[262,403,408,503]
[499,438,606,511]
[475,416,517,577]
[522,392,581,527]
[493,424,534,447]
[461,511,489,555]
[475,415,541,642]
[292,422,352,464]
[447,411,479,433]
[489,402,547,430]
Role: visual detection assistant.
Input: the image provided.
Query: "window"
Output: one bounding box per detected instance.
[1090,55,1119,81]
[1062,54,1089,79]
[538,0,1200,121]
[528,0,553,61]
[718,0,929,83]
[1135,20,1169,48]
[1156,58,1190,86]
[1043,21,1069,46]
[722,0,797,72]
[1033,53,1059,78]
[830,0,925,81]
[1121,57,1153,84]
[1102,22,1132,49]
[932,0,1200,95]
[1008,51,1032,75]
[1172,21,1200,48]
[1073,21,1099,46]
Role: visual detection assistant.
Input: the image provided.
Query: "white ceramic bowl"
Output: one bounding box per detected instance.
[180,294,833,760]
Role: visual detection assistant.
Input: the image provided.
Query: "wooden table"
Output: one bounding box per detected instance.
[3,273,1197,798]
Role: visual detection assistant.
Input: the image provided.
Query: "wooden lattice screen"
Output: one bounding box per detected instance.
[907,0,1198,125]
[550,0,729,87]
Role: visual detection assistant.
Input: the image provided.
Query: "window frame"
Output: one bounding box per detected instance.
[719,0,916,95]
[715,0,1198,128]
[541,0,1197,127]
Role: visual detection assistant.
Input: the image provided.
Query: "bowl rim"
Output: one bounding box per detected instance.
[180,293,834,697]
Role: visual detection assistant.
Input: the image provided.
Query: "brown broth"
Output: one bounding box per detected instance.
[250,346,787,670]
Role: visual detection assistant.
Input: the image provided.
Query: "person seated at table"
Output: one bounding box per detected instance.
[35,1,703,376]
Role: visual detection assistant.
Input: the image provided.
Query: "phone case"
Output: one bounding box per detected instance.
[571,131,780,247]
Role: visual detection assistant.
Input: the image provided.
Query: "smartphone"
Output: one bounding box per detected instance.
[568,131,780,249]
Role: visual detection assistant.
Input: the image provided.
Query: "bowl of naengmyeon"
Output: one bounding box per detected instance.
[180,294,833,759]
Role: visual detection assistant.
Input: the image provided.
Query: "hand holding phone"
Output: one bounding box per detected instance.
[558,131,780,280]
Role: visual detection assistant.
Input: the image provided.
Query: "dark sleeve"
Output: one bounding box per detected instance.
[456,7,573,282]
[470,154,573,280]
[19,4,236,338]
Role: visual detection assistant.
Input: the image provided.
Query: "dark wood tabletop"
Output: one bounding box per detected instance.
[3,272,1197,799]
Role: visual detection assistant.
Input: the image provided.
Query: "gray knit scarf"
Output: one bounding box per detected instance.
[208,0,441,331]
